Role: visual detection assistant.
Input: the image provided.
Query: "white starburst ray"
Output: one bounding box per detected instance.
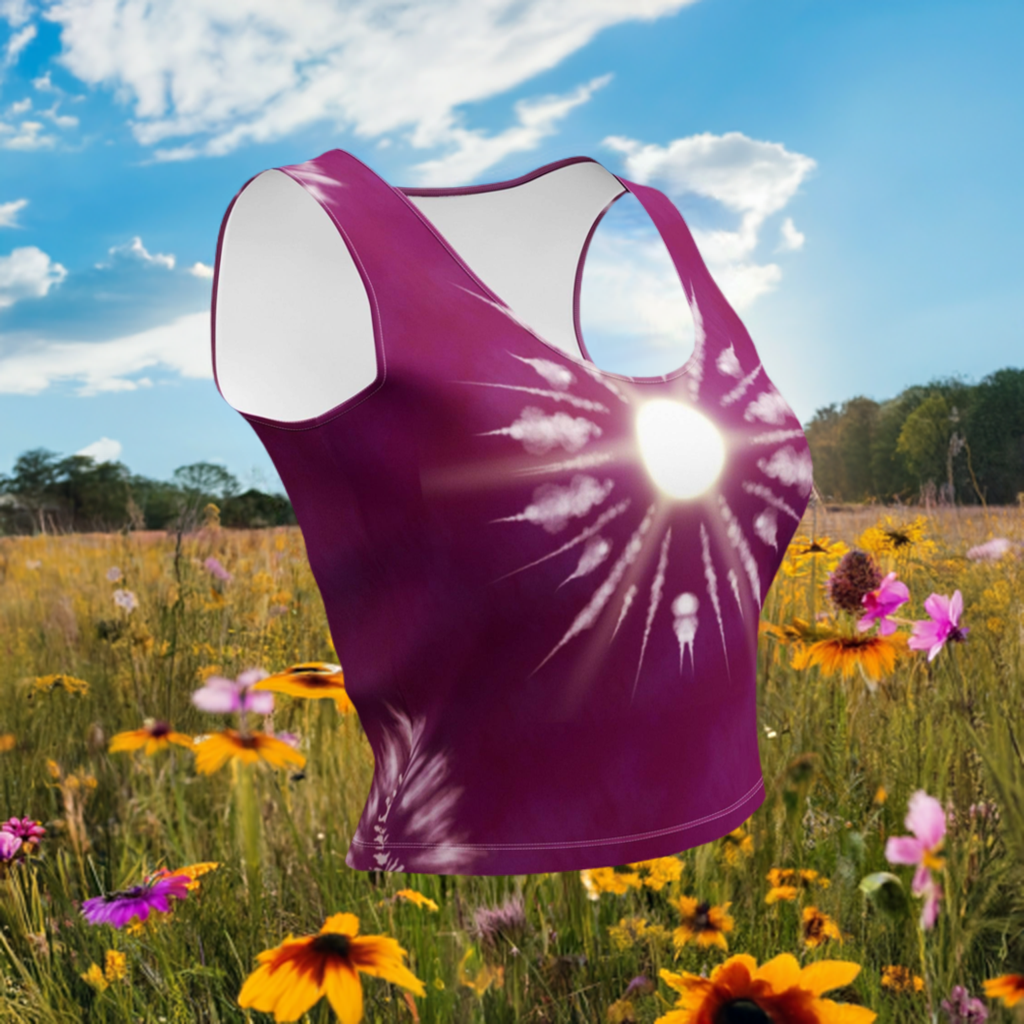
[630,526,673,702]
[610,582,639,641]
[556,535,612,589]
[511,450,617,475]
[740,480,804,521]
[490,474,616,533]
[488,497,632,584]
[699,521,732,678]
[720,363,763,407]
[477,406,603,455]
[748,428,807,445]
[717,494,762,610]
[453,379,611,413]
[727,567,744,619]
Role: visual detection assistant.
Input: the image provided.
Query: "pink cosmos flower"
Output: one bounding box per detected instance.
[857,571,910,635]
[80,874,190,928]
[885,789,946,930]
[1,817,46,855]
[204,556,232,582]
[191,668,274,715]
[907,590,969,661]
[0,832,22,862]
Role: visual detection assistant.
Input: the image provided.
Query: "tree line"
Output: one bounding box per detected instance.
[805,366,1023,505]
[0,450,296,535]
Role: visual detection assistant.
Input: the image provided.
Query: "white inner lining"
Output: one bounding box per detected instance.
[214,161,627,423]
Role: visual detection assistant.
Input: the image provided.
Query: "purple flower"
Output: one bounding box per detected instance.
[857,571,910,636]
[885,789,947,930]
[81,874,190,929]
[625,974,654,997]
[106,566,123,582]
[204,557,232,582]
[1,817,46,850]
[965,538,1014,563]
[941,984,988,1022]
[191,668,273,715]
[113,589,138,613]
[907,590,969,661]
[0,833,22,861]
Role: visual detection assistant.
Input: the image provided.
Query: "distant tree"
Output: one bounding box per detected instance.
[963,367,1024,504]
[221,488,297,528]
[54,454,132,532]
[0,448,62,532]
[172,462,240,501]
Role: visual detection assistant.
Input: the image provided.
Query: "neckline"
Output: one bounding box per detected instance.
[383,153,702,387]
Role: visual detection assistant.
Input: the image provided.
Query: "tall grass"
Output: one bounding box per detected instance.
[0,502,1021,1023]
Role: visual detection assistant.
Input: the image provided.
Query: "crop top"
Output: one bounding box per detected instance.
[210,148,813,876]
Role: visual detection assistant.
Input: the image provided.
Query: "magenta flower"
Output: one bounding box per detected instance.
[857,571,910,636]
[941,984,988,1023]
[204,556,232,582]
[885,789,946,929]
[113,588,138,613]
[907,590,969,661]
[191,668,273,715]
[965,538,1014,563]
[0,832,22,862]
[1,817,46,854]
[80,874,191,928]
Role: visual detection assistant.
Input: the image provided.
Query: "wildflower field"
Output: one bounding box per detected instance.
[0,501,1022,1024]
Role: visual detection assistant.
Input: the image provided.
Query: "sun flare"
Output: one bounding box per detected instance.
[635,398,725,500]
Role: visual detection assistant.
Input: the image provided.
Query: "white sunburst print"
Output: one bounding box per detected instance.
[347,701,485,873]
[445,286,810,704]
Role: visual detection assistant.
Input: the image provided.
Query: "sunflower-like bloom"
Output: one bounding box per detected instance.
[237,911,425,1023]
[805,633,906,682]
[857,515,937,560]
[765,868,831,904]
[193,729,306,775]
[802,906,842,948]
[109,719,194,757]
[983,974,1024,1008]
[880,965,924,993]
[670,896,734,952]
[655,952,877,1024]
[780,535,849,579]
[251,661,355,714]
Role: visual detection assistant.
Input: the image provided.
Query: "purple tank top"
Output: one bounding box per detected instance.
[210,148,813,875]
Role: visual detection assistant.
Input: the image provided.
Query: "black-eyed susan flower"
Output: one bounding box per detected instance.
[580,865,643,899]
[720,826,755,866]
[881,965,924,993]
[193,729,306,775]
[983,974,1024,1008]
[108,719,194,757]
[669,896,734,952]
[765,867,831,904]
[780,535,849,579]
[252,662,355,714]
[237,911,425,1023]
[801,906,842,948]
[858,515,936,560]
[655,952,877,1023]
[805,632,905,683]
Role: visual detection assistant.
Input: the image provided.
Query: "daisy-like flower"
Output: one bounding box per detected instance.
[108,719,194,757]
[765,868,831,904]
[81,874,191,928]
[237,911,425,1023]
[192,668,274,715]
[801,906,842,948]
[907,590,970,662]
[780,535,849,579]
[858,515,937,560]
[113,589,138,613]
[982,974,1024,1008]
[251,662,355,714]
[193,729,306,774]
[669,896,734,952]
[1,817,46,855]
[631,856,685,891]
[720,826,755,866]
[580,866,644,899]
[884,789,946,929]
[857,572,910,636]
[804,633,905,684]
[655,952,877,1024]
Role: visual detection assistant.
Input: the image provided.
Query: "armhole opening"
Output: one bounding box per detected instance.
[212,168,382,427]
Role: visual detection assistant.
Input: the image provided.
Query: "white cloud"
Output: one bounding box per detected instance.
[32,70,56,91]
[1,0,33,27]
[188,261,213,279]
[0,118,57,149]
[0,245,67,307]
[601,131,816,308]
[0,197,28,227]
[105,235,175,269]
[75,436,122,463]
[41,0,695,175]
[408,73,613,187]
[8,97,31,114]
[0,310,212,395]
[3,22,35,66]
[777,216,805,252]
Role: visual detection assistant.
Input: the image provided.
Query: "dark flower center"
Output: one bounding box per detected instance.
[948,626,968,643]
[309,933,352,959]
[715,999,772,1023]
[107,885,148,902]
[150,722,171,738]
[693,901,711,930]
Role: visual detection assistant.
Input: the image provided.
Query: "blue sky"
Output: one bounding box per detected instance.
[1,0,1020,495]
